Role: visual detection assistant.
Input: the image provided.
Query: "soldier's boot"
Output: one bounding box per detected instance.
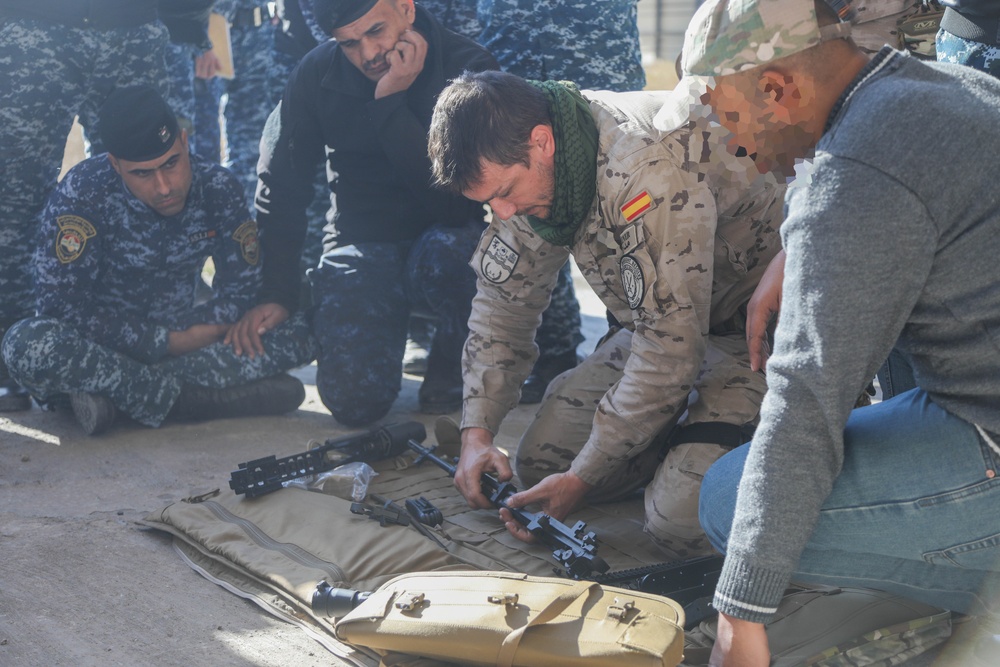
[169,373,306,422]
[70,392,117,436]
[519,350,581,405]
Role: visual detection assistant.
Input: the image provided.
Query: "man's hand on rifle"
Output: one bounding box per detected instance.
[500,470,592,543]
[455,427,513,509]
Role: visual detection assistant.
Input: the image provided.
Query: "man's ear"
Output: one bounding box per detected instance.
[400,0,415,23]
[107,154,121,175]
[529,124,556,158]
[758,69,811,124]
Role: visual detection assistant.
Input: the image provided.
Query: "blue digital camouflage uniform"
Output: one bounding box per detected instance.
[419,0,481,37]
[194,0,287,210]
[0,155,317,427]
[0,8,169,376]
[476,0,646,91]
[310,221,483,426]
[165,41,203,133]
[937,30,1000,77]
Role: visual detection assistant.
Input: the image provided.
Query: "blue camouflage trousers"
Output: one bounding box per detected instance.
[309,221,483,426]
[1,313,316,427]
[192,21,285,209]
[0,19,169,337]
[936,29,1000,78]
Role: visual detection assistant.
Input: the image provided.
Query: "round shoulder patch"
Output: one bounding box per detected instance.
[619,255,645,310]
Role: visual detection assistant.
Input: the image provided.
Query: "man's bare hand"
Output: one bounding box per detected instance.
[455,427,512,509]
[224,303,290,358]
[500,470,592,543]
[168,323,231,356]
[195,49,222,79]
[746,248,785,372]
[374,29,428,99]
[709,614,770,667]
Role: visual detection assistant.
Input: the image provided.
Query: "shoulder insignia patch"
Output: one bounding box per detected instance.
[621,191,653,222]
[55,215,97,264]
[232,220,259,266]
[620,255,645,309]
[481,235,520,284]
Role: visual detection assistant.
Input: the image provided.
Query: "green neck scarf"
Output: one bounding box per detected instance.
[527,80,599,247]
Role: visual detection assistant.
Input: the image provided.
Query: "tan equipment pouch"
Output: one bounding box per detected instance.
[335,570,685,667]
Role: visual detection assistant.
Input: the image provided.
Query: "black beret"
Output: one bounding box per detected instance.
[314,0,380,34]
[98,85,180,162]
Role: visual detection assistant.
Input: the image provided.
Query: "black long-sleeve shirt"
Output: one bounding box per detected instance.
[255,5,497,311]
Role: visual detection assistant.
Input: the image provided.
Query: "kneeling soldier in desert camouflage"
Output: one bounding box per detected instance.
[428,70,784,557]
[1,86,317,435]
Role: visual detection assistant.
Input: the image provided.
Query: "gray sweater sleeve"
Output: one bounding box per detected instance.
[712,152,937,622]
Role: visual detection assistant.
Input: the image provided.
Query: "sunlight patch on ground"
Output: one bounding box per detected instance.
[0,418,61,445]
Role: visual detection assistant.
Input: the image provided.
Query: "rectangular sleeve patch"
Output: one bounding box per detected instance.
[621,191,653,222]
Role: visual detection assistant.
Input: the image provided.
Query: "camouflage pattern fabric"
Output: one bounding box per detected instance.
[802,611,952,666]
[0,154,316,425]
[517,329,762,558]
[463,91,784,547]
[475,0,645,91]
[937,29,1000,77]
[194,0,286,210]
[419,0,481,38]
[0,18,169,339]
[2,313,315,426]
[164,41,202,133]
[30,155,260,356]
[309,220,483,427]
[681,0,852,77]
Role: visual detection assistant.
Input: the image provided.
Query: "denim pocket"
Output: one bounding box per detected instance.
[924,532,1000,570]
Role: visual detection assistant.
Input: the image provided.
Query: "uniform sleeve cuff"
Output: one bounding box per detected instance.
[460,396,509,435]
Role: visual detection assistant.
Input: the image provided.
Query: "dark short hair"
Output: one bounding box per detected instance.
[428,70,551,195]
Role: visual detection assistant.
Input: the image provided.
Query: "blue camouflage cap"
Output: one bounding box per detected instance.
[681,0,853,77]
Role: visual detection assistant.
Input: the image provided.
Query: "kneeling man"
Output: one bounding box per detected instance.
[428,70,784,556]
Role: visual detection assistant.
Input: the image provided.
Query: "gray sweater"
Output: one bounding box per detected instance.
[714,48,1000,622]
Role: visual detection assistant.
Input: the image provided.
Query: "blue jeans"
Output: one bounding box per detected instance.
[876,348,917,400]
[701,389,1000,616]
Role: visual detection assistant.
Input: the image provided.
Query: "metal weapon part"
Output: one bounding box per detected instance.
[229,421,426,498]
[406,438,610,579]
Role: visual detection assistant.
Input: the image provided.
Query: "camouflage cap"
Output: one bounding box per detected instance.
[681,0,853,77]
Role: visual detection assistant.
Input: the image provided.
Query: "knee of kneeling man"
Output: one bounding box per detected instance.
[697,462,739,551]
[2,317,61,375]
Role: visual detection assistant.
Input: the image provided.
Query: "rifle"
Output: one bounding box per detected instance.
[312,555,724,628]
[229,421,426,498]
[406,438,610,580]
[595,554,723,627]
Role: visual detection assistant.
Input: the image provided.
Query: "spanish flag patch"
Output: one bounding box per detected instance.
[620,191,653,222]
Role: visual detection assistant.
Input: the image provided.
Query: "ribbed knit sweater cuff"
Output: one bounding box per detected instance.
[711,555,790,624]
